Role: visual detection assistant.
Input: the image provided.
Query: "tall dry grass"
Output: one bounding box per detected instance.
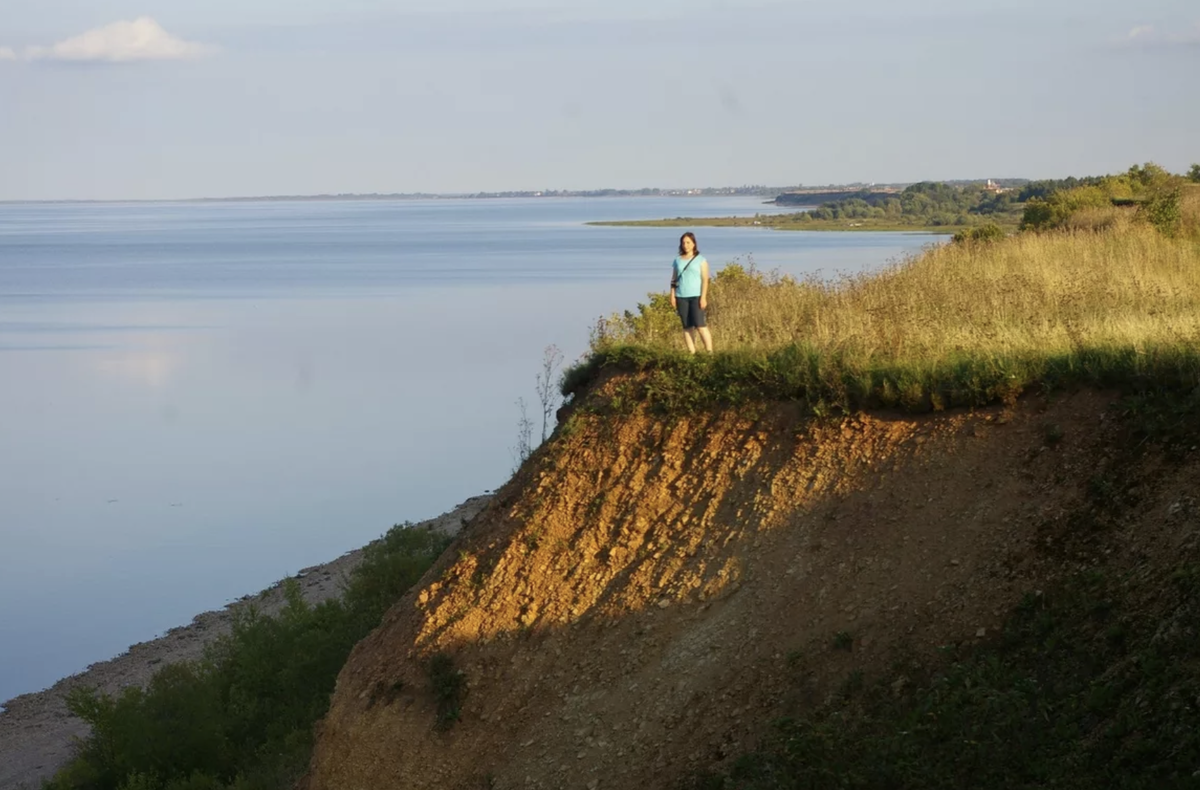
[707,225,1200,360]
[569,224,1200,411]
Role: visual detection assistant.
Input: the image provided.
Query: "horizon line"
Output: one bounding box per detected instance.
[0,178,1033,206]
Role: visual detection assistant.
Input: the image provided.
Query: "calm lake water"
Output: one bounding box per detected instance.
[0,196,943,704]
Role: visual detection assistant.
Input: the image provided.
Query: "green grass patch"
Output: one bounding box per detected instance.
[565,342,1200,416]
[428,653,468,730]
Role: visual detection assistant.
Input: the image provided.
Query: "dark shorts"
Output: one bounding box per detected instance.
[676,296,707,329]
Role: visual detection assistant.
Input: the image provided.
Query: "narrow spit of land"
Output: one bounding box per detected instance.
[586,215,950,232]
[586,181,1037,232]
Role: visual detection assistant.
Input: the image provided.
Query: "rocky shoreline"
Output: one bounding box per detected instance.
[0,495,491,790]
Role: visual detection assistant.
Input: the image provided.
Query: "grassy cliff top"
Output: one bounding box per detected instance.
[565,209,1200,413]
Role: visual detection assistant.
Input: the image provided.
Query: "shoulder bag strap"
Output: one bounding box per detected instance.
[673,254,697,288]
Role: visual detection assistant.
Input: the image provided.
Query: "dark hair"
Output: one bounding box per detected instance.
[678,232,699,256]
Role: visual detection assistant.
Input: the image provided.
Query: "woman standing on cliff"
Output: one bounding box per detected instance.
[670,232,713,354]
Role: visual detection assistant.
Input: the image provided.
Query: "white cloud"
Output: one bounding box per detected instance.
[24,17,215,63]
[0,46,17,61]
[1120,22,1200,48]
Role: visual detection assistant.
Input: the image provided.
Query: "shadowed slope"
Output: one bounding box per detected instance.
[302,381,1188,789]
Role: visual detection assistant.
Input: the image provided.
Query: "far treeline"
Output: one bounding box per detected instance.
[591,162,1200,233]
[783,163,1200,232]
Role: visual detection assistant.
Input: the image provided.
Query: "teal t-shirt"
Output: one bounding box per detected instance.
[672,254,706,298]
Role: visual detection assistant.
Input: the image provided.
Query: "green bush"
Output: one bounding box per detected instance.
[1141,188,1182,238]
[1020,185,1113,231]
[1189,164,1200,184]
[951,224,1006,245]
[1019,165,1191,233]
[117,773,163,790]
[163,774,226,790]
[46,526,452,790]
[429,653,468,730]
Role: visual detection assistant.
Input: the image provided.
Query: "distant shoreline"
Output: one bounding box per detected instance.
[0,180,1031,207]
[586,215,957,233]
[0,192,785,207]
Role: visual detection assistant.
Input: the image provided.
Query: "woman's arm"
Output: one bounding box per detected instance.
[670,261,678,307]
[700,259,710,310]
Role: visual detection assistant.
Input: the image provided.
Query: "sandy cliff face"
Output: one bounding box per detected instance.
[302,379,1190,789]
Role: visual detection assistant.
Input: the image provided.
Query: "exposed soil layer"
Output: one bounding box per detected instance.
[302,383,1198,790]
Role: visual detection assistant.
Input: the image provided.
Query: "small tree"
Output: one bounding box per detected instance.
[511,398,533,470]
[535,345,564,443]
[1189,163,1200,183]
[1019,199,1055,232]
[1126,162,1173,193]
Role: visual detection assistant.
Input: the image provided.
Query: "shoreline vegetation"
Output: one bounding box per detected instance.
[586,215,953,232]
[0,497,490,790]
[586,178,1114,232]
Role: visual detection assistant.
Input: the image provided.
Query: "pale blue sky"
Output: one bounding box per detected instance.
[1,0,1197,200]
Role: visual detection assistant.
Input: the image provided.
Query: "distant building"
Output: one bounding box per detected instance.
[984,179,1011,194]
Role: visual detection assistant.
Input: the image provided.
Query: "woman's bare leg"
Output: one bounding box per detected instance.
[697,327,713,352]
[682,330,697,353]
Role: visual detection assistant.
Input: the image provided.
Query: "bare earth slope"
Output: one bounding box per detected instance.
[303,381,1198,790]
[0,496,490,790]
